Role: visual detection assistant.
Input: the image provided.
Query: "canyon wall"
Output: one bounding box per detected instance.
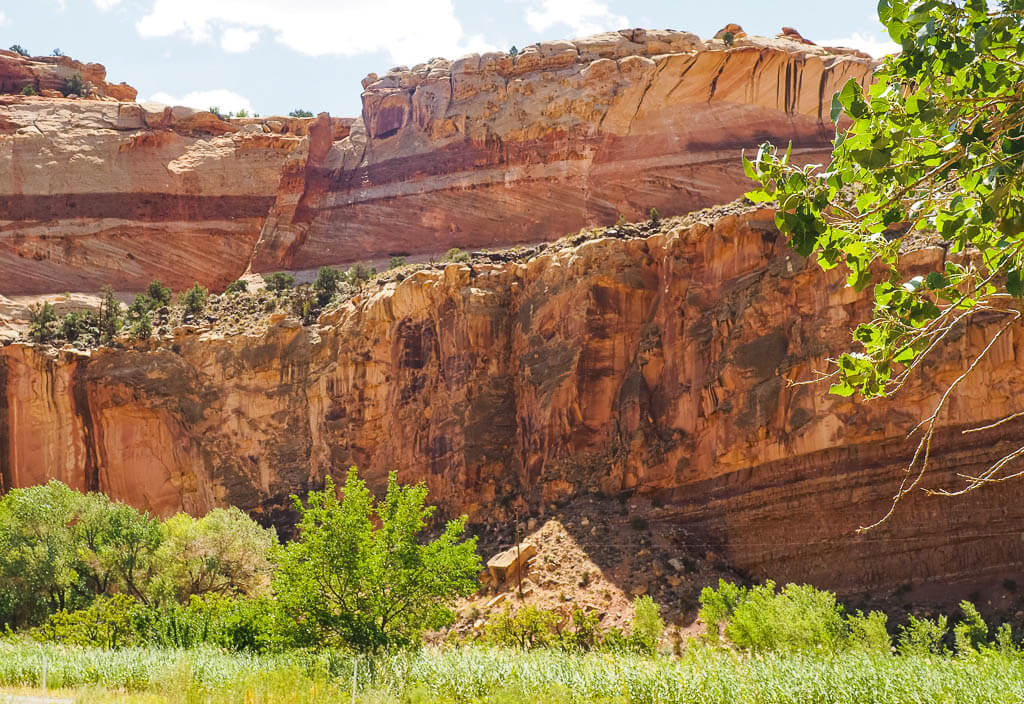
[4,208,1023,593]
[0,31,874,295]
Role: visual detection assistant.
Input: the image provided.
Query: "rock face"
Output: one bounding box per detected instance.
[4,208,1024,594]
[0,97,347,294]
[0,31,874,295]
[0,50,137,101]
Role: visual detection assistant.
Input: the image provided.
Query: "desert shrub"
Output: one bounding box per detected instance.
[995,622,1017,655]
[178,283,208,318]
[558,609,601,652]
[954,601,988,654]
[62,72,83,97]
[208,106,224,119]
[146,280,172,307]
[898,614,948,656]
[234,109,249,118]
[345,263,375,287]
[443,248,470,264]
[290,286,318,325]
[846,610,891,653]
[484,606,558,650]
[97,286,123,342]
[288,109,314,118]
[9,45,29,57]
[710,581,848,653]
[225,279,248,295]
[32,594,140,649]
[20,84,36,96]
[388,256,407,270]
[629,596,665,654]
[699,579,748,643]
[722,31,735,47]
[27,302,57,342]
[131,314,153,340]
[263,272,295,292]
[52,48,64,56]
[649,207,660,223]
[58,310,92,343]
[313,266,344,305]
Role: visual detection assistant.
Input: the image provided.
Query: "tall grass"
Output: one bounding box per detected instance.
[2,641,1023,704]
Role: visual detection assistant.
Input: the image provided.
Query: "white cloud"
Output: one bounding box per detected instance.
[135,0,494,66]
[816,32,900,58]
[147,88,253,113]
[525,0,627,38]
[94,0,123,9]
[220,26,259,53]
[0,11,7,26]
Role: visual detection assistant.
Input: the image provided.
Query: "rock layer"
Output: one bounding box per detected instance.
[0,31,874,295]
[4,209,1024,594]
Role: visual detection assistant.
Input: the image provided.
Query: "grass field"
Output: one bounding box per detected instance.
[2,641,1024,704]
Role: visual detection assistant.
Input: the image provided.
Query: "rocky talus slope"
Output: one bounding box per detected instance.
[4,205,1024,596]
[0,30,873,295]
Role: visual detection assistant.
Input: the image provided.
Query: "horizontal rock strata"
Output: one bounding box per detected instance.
[4,209,1023,593]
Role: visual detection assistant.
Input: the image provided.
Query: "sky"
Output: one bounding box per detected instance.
[0,0,898,118]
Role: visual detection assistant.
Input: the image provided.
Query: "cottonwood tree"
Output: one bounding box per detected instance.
[274,468,481,650]
[745,0,1024,527]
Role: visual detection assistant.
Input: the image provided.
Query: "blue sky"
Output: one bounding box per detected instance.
[0,0,896,118]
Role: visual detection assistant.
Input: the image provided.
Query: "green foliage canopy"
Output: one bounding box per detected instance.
[274,468,481,650]
[745,0,1024,510]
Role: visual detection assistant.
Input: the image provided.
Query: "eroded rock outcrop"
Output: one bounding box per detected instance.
[1,30,874,295]
[0,49,136,101]
[4,208,1023,594]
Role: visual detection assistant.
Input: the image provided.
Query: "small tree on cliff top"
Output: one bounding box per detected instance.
[273,468,481,650]
[745,0,1024,527]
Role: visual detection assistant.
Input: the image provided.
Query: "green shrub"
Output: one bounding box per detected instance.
[484,606,558,650]
[27,301,57,342]
[723,581,848,653]
[131,314,153,340]
[20,84,36,96]
[146,280,172,307]
[32,594,139,649]
[98,286,123,343]
[846,610,891,653]
[443,248,470,264]
[722,31,735,47]
[62,72,83,97]
[954,601,988,653]
[263,272,295,292]
[208,106,224,119]
[9,45,29,57]
[58,310,93,343]
[313,266,344,305]
[178,282,208,318]
[288,109,314,118]
[649,207,660,223]
[995,622,1017,655]
[290,287,318,325]
[699,579,748,643]
[234,109,249,118]
[346,263,375,287]
[898,614,948,656]
[630,596,665,654]
[388,256,407,270]
[225,279,248,295]
[558,609,601,652]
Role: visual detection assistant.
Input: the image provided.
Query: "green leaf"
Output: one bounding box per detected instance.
[1008,269,1024,298]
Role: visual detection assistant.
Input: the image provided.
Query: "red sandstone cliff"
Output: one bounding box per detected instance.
[0,30,874,295]
[3,206,1023,595]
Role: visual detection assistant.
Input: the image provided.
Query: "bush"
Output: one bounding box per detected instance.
[288,109,314,118]
[131,314,153,340]
[443,248,470,264]
[20,84,36,96]
[208,106,224,119]
[225,279,248,295]
[484,606,558,650]
[722,31,735,47]
[97,286,123,343]
[346,263,375,287]
[649,207,660,223]
[62,72,83,97]
[898,614,948,656]
[388,256,407,270]
[274,468,481,651]
[558,609,601,652]
[263,272,295,292]
[32,594,139,649]
[59,310,93,343]
[290,287,318,325]
[954,601,988,654]
[313,266,344,305]
[27,302,57,342]
[847,610,891,653]
[699,579,747,643]
[234,109,249,118]
[630,596,665,654]
[178,282,208,318]
[146,280,172,307]
[9,45,29,57]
